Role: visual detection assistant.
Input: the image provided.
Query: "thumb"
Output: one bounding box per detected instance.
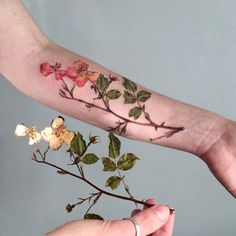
[46,205,170,236]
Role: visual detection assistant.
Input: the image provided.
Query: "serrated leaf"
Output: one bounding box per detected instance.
[123,91,136,104]
[117,153,140,171]
[84,213,104,220]
[82,153,99,165]
[108,132,121,159]
[128,107,142,120]
[123,77,137,92]
[96,74,109,90]
[106,90,122,99]
[137,90,151,102]
[105,176,122,190]
[102,157,117,171]
[70,132,87,155]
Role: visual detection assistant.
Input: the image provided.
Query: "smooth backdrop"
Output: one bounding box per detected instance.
[0,1,236,235]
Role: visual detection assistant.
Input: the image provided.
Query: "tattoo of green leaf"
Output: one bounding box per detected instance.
[106,90,122,99]
[129,107,142,120]
[123,77,137,92]
[96,74,109,90]
[137,90,151,102]
[124,91,136,104]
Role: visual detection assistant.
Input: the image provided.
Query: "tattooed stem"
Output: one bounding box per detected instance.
[41,61,185,140]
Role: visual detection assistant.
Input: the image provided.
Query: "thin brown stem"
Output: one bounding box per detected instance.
[36,158,175,214]
[117,170,137,207]
[34,159,150,207]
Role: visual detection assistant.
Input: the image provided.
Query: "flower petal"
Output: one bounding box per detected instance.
[28,132,41,145]
[87,72,100,82]
[51,117,65,129]
[76,75,88,87]
[61,130,75,146]
[40,63,54,76]
[74,61,89,71]
[49,136,63,150]
[55,70,66,80]
[66,66,77,78]
[41,127,54,142]
[15,124,28,136]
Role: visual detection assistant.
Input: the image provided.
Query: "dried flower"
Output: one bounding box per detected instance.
[41,117,74,150]
[89,135,100,144]
[15,124,41,145]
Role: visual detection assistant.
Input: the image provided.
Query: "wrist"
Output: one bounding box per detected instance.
[191,111,229,157]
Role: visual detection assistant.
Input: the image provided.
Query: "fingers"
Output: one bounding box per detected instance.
[129,205,170,236]
[131,209,142,216]
[152,211,175,236]
[89,205,171,236]
[144,198,158,209]
[46,205,170,236]
[140,199,175,236]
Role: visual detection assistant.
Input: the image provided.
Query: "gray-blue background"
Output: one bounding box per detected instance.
[0,0,235,235]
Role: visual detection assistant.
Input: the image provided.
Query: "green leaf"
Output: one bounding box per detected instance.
[117,153,140,171]
[108,132,121,159]
[70,132,87,155]
[102,157,117,171]
[137,90,151,102]
[123,77,137,92]
[105,176,122,190]
[128,107,142,120]
[123,91,136,104]
[84,213,104,220]
[96,74,109,90]
[82,153,99,165]
[106,90,122,99]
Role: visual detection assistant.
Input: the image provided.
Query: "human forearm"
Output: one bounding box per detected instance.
[2,1,236,198]
[1,39,228,157]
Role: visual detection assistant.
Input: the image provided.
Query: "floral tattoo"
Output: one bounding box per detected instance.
[40,60,184,140]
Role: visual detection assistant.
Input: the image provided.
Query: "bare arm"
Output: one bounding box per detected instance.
[1,0,235,197]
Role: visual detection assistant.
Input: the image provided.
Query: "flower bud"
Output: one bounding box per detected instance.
[89,135,99,144]
[66,204,74,213]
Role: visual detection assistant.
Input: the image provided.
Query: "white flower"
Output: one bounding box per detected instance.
[15,124,28,136]
[15,124,41,145]
[41,117,74,150]
[28,132,41,145]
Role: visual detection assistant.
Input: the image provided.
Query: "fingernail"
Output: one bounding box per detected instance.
[153,206,169,222]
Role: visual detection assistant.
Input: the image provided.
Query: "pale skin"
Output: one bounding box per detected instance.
[47,199,175,236]
[0,0,236,235]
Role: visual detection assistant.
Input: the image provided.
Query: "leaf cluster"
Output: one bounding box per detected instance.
[123,77,151,120]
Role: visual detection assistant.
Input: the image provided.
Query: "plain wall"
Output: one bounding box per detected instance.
[0,0,236,235]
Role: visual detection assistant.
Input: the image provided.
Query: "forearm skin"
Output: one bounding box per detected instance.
[0,0,228,158]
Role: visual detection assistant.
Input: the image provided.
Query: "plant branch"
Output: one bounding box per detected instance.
[59,79,184,139]
[34,158,151,207]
